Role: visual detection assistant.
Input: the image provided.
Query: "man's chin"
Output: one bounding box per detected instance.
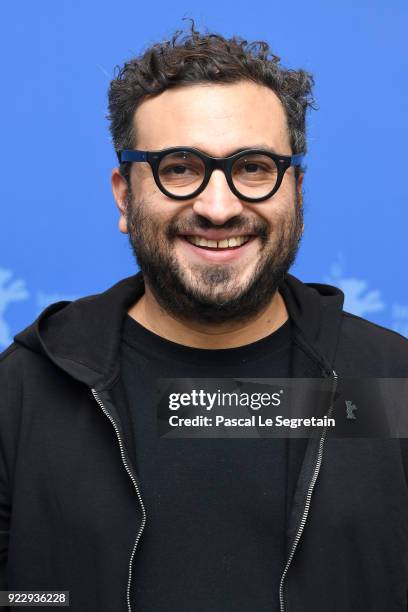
[179,272,251,306]
[143,260,282,325]
[184,287,247,307]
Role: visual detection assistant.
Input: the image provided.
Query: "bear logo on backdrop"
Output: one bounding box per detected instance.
[0,268,29,349]
[324,253,408,338]
[324,253,385,317]
[0,267,80,350]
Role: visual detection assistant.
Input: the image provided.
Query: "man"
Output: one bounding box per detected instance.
[1,23,408,612]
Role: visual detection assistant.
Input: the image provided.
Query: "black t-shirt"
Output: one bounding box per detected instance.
[120,313,292,612]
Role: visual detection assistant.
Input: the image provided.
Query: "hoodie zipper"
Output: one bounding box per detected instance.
[278,369,338,612]
[91,388,146,612]
[93,365,337,612]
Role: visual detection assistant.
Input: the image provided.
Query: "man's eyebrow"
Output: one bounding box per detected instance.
[227,145,278,156]
[189,144,279,156]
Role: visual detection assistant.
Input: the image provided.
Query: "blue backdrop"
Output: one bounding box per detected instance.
[1,0,407,349]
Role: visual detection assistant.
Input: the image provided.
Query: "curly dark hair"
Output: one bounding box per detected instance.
[107,20,316,183]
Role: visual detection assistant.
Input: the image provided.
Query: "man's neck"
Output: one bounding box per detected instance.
[127,283,289,350]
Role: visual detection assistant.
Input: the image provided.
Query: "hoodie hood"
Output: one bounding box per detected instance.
[13,271,345,389]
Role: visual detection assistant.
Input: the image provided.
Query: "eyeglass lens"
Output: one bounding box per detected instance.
[158,150,279,199]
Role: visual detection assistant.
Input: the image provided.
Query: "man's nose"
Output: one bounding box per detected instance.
[192,169,245,225]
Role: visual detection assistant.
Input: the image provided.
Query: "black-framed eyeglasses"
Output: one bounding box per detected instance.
[117,146,304,203]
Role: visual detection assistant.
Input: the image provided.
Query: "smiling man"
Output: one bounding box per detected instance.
[112,80,303,341]
[1,23,408,612]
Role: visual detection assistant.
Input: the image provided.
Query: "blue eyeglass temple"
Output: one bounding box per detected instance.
[118,150,304,165]
[119,151,147,162]
[289,153,304,165]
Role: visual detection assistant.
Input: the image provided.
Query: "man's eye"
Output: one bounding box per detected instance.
[171,165,188,174]
[161,165,197,175]
[236,161,268,173]
[244,163,262,173]
[161,164,188,174]
[235,160,276,176]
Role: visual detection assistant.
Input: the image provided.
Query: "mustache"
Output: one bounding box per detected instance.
[167,215,269,240]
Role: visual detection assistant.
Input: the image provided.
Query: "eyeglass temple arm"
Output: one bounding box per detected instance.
[117,150,148,163]
[290,153,304,166]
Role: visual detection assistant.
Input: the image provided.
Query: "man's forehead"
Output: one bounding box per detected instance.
[132,81,291,153]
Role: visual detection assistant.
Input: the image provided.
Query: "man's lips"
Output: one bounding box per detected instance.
[176,234,258,263]
[177,230,258,250]
[183,235,251,249]
[179,230,256,241]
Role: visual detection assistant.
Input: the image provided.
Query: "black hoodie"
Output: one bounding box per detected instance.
[1,271,408,612]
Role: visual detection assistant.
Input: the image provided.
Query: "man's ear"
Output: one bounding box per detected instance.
[112,168,129,234]
[296,172,305,234]
[296,171,304,201]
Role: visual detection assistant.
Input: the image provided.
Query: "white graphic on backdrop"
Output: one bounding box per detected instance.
[0,268,29,348]
[325,252,408,337]
[324,252,385,317]
[0,267,80,350]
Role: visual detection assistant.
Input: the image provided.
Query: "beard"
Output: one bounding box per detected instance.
[124,189,303,325]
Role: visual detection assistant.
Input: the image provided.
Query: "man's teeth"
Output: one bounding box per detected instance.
[185,235,250,249]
